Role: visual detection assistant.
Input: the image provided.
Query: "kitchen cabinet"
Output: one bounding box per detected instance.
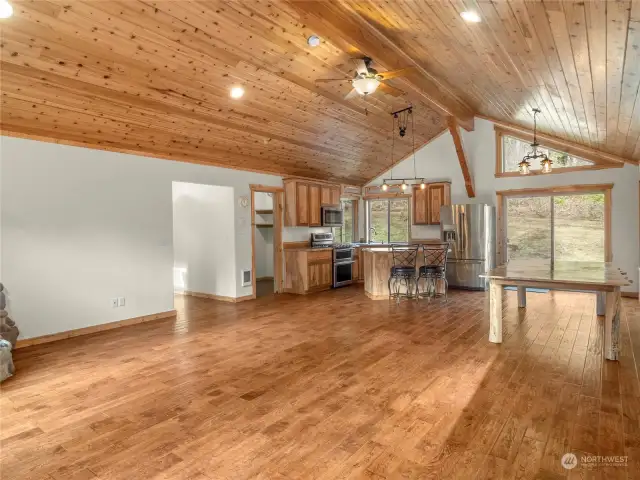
[284,179,345,226]
[295,182,309,226]
[412,186,428,225]
[412,181,451,226]
[309,184,321,226]
[284,248,332,294]
[352,247,363,282]
[427,182,450,225]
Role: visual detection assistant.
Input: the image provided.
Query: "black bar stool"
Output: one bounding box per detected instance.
[389,245,419,304]
[416,243,449,302]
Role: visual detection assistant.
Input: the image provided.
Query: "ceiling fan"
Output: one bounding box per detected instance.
[316,57,414,99]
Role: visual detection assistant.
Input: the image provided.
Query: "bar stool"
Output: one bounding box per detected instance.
[416,243,449,302]
[389,245,419,304]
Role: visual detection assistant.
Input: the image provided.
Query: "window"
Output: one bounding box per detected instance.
[497,184,612,264]
[366,198,410,243]
[501,135,593,174]
[333,200,355,243]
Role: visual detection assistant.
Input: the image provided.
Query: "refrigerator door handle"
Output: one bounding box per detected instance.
[458,211,466,251]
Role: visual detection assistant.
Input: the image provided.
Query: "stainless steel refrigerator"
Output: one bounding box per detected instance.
[440,204,496,290]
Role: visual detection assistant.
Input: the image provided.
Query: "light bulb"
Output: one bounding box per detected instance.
[420,181,426,190]
[381,183,388,192]
[401,182,408,191]
[519,160,531,175]
[230,86,244,99]
[0,1,13,18]
[307,35,321,47]
[460,11,481,23]
[541,158,552,173]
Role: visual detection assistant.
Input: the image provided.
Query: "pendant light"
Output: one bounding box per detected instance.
[379,106,424,190]
[520,108,552,175]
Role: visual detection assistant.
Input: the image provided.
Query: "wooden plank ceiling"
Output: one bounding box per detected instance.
[334,0,640,164]
[0,0,447,185]
[1,1,639,185]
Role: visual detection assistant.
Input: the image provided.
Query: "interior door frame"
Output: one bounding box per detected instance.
[496,183,613,264]
[250,184,285,298]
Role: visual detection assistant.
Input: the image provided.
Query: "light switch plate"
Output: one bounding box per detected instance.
[118,297,125,307]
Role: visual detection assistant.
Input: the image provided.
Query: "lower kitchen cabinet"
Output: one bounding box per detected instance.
[284,249,332,294]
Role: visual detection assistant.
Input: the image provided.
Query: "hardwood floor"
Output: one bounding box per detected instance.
[2,287,639,479]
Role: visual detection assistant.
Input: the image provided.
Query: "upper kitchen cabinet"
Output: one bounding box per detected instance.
[320,185,340,206]
[412,182,451,225]
[284,178,350,227]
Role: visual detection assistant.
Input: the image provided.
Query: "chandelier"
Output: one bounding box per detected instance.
[381,106,426,192]
[519,108,552,175]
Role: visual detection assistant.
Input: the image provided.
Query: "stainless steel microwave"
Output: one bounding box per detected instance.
[321,206,343,227]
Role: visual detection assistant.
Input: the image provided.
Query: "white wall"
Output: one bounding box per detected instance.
[369,118,640,292]
[254,192,274,278]
[173,182,236,297]
[0,136,286,339]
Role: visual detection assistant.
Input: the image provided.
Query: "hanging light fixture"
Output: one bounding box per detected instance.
[379,106,425,190]
[519,108,552,175]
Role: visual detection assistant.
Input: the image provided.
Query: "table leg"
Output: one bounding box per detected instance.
[517,286,526,308]
[604,288,621,361]
[596,292,606,316]
[489,280,503,343]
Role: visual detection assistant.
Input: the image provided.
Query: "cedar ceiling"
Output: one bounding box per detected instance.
[1,1,639,185]
[0,0,446,185]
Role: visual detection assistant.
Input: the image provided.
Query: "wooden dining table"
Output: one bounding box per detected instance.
[480,260,630,361]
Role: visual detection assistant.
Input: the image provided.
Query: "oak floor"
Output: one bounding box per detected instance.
[2,287,640,480]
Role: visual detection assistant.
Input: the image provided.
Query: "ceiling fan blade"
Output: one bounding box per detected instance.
[377,67,416,80]
[315,78,351,83]
[344,88,359,100]
[378,82,406,97]
[353,58,368,76]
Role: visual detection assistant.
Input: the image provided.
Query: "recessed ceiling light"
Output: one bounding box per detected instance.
[0,1,13,19]
[307,35,321,47]
[460,11,481,23]
[230,86,244,99]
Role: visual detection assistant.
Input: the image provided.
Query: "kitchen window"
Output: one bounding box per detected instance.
[366,198,410,243]
[333,200,356,243]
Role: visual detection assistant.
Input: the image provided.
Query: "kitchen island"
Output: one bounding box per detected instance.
[362,242,445,299]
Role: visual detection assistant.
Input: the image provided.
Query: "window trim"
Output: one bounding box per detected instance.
[495,183,612,264]
[494,127,623,178]
[365,197,411,244]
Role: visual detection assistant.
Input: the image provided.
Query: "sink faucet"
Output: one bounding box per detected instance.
[368,227,377,243]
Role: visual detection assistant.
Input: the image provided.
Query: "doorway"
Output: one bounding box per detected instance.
[497,184,612,264]
[251,185,284,298]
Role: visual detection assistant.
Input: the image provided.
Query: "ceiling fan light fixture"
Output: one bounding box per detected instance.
[307,35,321,47]
[230,86,245,99]
[460,11,481,23]
[0,1,13,19]
[352,77,380,95]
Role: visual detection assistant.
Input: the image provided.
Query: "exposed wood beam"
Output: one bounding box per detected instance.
[447,117,475,198]
[290,1,475,131]
[480,115,636,166]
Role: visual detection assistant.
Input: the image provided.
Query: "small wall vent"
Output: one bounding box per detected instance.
[241,269,252,287]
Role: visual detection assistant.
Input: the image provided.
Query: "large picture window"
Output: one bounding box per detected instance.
[366,198,410,243]
[333,200,356,243]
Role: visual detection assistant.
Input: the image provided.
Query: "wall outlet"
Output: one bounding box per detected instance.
[118,297,125,307]
[111,298,118,308]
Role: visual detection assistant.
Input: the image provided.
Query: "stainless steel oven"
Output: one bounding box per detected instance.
[321,206,343,227]
[333,260,354,287]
